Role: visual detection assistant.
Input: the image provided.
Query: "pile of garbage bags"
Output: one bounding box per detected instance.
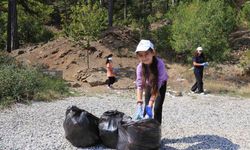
[63,106,161,150]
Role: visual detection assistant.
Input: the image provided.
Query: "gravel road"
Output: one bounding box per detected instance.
[0,90,250,150]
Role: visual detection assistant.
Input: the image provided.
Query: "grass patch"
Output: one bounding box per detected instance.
[204,80,250,98]
[205,80,235,94]
[236,84,250,98]
[168,63,250,98]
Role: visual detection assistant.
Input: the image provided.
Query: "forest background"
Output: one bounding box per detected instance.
[0,0,250,106]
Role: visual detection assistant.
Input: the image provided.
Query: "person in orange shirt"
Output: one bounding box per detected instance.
[106,56,116,88]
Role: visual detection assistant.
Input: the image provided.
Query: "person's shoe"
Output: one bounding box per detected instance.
[190,90,195,94]
[196,91,205,95]
[107,85,114,89]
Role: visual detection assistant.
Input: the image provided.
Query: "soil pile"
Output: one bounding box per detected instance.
[10,27,139,89]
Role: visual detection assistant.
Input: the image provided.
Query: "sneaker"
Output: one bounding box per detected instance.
[107,85,114,89]
[190,90,195,94]
[195,91,205,95]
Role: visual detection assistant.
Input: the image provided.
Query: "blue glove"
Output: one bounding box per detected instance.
[145,105,153,118]
[135,104,143,120]
[204,62,209,67]
[201,62,209,67]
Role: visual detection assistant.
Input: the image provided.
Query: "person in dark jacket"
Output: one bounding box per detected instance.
[191,47,208,94]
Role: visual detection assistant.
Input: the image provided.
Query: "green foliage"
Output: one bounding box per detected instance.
[0,1,8,49]
[51,0,80,27]
[0,52,69,106]
[0,65,39,101]
[18,16,54,44]
[17,0,54,44]
[0,51,15,64]
[130,0,151,35]
[0,0,54,49]
[238,2,250,29]
[240,50,250,75]
[65,1,107,47]
[169,0,236,62]
[151,26,172,56]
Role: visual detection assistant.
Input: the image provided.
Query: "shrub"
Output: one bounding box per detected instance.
[240,50,250,76]
[0,51,15,64]
[0,9,7,49]
[65,1,107,47]
[151,26,173,59]
[238,2,250,29]
[0,65,39,101]
[18,17,54,44]
[169,0,236,62]
[0,52,69,106]
[0,65,69,104]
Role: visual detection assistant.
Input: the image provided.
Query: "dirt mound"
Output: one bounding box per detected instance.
[99,26,138,57]
[9,26,249,94]
[10,27,139,88]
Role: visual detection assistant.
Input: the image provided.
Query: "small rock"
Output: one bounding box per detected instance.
[72,83,81,88]
[18,50,25,55]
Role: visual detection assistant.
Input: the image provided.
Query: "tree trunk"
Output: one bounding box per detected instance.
[124,0,127,20]
[166,1,169,11]
[172,0,175,6]
[87,39,90,69]
[87,49,89,69]
[7,0,18,52]
[100,0,103,6]
[108,0,114,27]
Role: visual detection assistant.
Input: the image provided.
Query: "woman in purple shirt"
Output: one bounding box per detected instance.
[135,39,168,124]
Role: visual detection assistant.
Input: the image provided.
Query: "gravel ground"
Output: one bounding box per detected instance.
[0,90,250,150]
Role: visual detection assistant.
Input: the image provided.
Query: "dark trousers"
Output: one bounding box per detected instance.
[191,69,204,92]
[143,81,167,124]
[108,76,116,86]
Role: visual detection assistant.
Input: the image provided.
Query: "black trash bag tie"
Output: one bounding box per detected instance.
[98,110,132,149]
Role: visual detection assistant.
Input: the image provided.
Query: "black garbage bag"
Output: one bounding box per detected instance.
[117,119,161,150]
[98,110,131,149]
[63,106,100,148]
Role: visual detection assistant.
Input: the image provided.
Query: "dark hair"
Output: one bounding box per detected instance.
[193,50,204,57]
[141,55,158,96]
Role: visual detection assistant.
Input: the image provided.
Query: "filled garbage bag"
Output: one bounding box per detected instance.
[98,110,131,149]
[117,119,161,150]
[63,106,100,148]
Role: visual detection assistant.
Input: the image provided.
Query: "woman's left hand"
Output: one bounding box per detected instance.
[145,105,153,118]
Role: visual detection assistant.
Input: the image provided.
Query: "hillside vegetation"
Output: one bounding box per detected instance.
[0,51,70,106]
[0,0,250,105]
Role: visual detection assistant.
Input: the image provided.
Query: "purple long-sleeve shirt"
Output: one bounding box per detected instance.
[136,57,168,90]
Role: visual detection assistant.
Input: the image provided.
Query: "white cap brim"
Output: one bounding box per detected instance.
[135,40,154,52]
[196,47,203,51]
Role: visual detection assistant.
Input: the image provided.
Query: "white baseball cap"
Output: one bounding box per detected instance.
[135,40,154,52]
[196,47,203,51]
